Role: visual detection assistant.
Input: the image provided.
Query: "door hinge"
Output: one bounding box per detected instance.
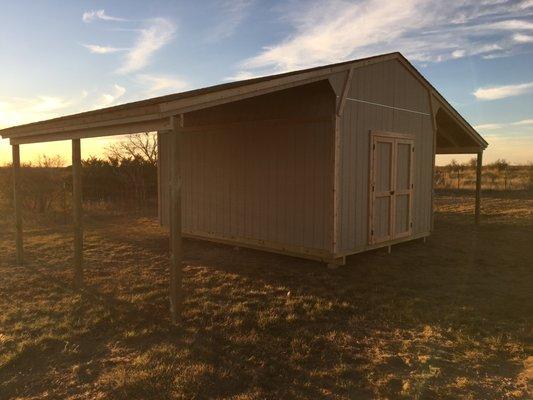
[373,144,376,150]
[371,229,374,236]
[412,147,415,152]
[410,222,413,227]
[372,185,375,192]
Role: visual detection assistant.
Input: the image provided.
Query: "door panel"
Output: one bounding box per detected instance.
[376,142,392,192]
[394,194,410,235]
[369,132,414,244]
[375,196,391,239]
[370,137,394,243]
[393,139,413,238]
[396,143,411,190]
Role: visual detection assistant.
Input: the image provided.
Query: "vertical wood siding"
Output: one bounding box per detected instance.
[338,60,433,253]
[160,82,336,256]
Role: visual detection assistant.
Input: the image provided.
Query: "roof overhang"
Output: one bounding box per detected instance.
[0,52,488,152]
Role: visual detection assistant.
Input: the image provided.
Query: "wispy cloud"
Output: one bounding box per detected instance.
[82,9,125,23]
[513,33,533,43]
[0,96,72,128]
[230,0,533,77]
[94,84,126,108]
[205,0,254,42]
[224,71,262,82]
[473,82,533,100]
[82,44,126,54]
[136,74,189,96]
[512,118,533,125]
[473,123,503,130]
[474,118,533,134]
[117,18,175,74]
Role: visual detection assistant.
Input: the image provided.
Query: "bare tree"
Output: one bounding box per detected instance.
[447,159,465,189]
[106,132,158,166]
[35,154,65,168]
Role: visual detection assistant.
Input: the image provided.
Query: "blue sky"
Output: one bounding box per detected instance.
[0,0,532,165]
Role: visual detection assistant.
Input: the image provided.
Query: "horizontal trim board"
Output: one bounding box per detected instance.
[337,231,430,257]
[346,97,431,116]
[4,113,166,139]
[181,115,333,133]
[371,130,416,140]
[180,229,335,263]
[10,119,170,145]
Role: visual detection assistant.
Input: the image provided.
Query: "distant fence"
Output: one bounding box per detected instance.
[435,164,532,191]
[0,157,157,215]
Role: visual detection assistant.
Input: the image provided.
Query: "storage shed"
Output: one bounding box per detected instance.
[0,52,488,320]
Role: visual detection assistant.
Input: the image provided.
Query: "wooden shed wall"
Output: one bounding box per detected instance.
[159,82,336,258]
[337,59,434,254]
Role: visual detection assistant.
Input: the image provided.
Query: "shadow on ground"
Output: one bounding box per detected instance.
[0,191,531,399]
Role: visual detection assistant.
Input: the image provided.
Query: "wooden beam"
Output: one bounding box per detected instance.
[437,126,460,148]
[332,115,341,255]
[428,94,438,232]
[169,114,183,323]
[475,151,483,225]
[336,67,354,116]
[436,146,483,154]
[72,139,83,288]
[10,118,170,145]
[12,144,23,265]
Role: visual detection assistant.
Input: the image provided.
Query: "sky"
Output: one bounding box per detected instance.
[0,0,532,166]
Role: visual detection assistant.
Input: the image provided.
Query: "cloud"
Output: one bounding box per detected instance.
[136,74,189,96]
[486,19,533,30]
[473,123,503,130]
[94,84,126,108]
[0,96,72,128]
[513,33,533,43]
[82,9,125,23]
[224,71,263,82]
[512,118,533,125]
[230,0,533,76]
[205,0,254,42]
[473,118,533,133]
[473,82,533,100]
[82,44,126,54]
[117,18,175,74]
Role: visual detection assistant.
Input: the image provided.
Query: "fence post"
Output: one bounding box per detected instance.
[475,151,483,225]
[12,144,23,265]
[72,139,84,287]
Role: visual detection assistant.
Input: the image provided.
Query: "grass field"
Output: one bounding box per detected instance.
[0,190,532,399]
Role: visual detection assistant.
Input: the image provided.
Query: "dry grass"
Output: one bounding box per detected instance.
[0,191,532,399]
[435,164,532,191]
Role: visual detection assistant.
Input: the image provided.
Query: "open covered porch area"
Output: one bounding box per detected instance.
[430,96,488,225]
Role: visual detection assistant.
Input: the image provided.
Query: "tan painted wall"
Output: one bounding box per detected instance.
[159,81,336,257]
[338,59,434,254]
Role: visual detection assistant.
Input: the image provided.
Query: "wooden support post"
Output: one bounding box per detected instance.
[72,139,84,288]
[475,151,483,225]
[12,144,23,265]
[169,114,183,322]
